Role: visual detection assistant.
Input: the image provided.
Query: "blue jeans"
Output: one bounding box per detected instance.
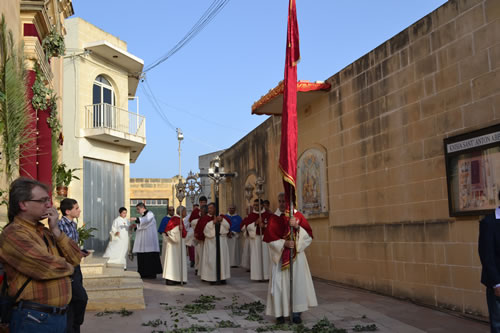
[487,287,500,333]
[9,307,66,333]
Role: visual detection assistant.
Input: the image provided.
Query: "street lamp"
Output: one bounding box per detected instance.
[176,128,183,178]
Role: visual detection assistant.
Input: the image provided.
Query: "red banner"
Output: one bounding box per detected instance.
[279,0,300,209]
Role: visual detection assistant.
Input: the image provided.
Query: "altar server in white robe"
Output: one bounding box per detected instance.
[200,203,231,284]
[192,205,208,276]
[240,211,251,270]
[131,202,163,279]
[264,193,317,324]
[162,206,188,285]
[103,207,130,269]
[244,199,272,281]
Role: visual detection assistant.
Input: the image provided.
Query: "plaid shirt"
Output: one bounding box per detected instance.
[0,217,83,307]
[58,216,79,244]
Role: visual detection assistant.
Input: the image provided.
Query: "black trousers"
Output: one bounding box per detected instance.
[67,265,88,333]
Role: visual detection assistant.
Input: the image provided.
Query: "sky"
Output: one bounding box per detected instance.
[72,0,448,179]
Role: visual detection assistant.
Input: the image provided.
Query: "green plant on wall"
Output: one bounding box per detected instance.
[0,15,36,181]
[55,163,81,188]
[42,29,65,60]
[31,64,51,111]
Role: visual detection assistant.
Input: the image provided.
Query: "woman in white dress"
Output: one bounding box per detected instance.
[103,207,130,269]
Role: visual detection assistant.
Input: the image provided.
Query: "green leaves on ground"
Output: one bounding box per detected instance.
[95,308,133,317]
[142,319,166,328]
[256,317,347,333]
[182,294,223,315]
[224,298,265,321]
[353,323,378,332]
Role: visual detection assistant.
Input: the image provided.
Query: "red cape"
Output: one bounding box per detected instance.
[263,211,313,269]
[194,214,232,241]
[242,211,272,235]
[189,207,200,222]
[165,216,187,238]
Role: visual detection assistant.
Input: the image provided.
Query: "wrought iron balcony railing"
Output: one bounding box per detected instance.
[84,103,145,138]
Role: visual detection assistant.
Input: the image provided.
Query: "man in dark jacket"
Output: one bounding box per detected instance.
[479,191,500,333]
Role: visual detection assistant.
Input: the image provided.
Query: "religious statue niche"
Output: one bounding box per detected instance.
[444,123,500,216]
[297,148,328,217]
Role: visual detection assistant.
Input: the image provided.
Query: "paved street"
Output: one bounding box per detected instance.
[82,258,489,333]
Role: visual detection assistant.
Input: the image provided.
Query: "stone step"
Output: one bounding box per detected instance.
[86,283,144,300]
[84,272,142,289]
[86,296,145,311]
[81,263,105,275]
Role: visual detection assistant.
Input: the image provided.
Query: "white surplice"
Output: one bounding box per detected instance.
[247,221,270,280]
[200,219,231,281]
[162,223,188,282]
[227,231,240,267]
[191,218,204,276]
[240,224,250,269]
[133,211,160,253]
[103,216,130,268]
[266,226,318,317]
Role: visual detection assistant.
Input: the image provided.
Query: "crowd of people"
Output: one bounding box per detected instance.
[116,192,318,325]
[0,177,318,332]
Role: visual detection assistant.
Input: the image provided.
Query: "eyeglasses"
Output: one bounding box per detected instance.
[27,197,51,204]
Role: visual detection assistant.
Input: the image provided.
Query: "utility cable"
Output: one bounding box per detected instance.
[143,0,230,73]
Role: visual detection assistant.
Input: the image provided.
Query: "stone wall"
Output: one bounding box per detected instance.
[220,0,500,317]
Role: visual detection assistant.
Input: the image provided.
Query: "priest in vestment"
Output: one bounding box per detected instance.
[200,203,231,284]
[158,206,174,264]
[162,206,188,285]
[189,195,208,222]
[263,193,317,324]
[226,204,242,267]
[131,203,163,279]
[244,199,272,281]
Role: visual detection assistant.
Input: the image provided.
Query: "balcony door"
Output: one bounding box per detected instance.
[92,75,116,128]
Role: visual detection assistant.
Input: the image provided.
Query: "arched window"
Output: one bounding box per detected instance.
[92,75,115,106]
[92,75,116,128]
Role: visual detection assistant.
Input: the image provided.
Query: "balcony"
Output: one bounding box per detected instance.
[83,103,146,162]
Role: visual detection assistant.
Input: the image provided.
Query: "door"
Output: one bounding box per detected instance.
[83,158,124,253]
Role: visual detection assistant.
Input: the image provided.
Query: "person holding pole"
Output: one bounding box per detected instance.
[200,202,231,284]
[264,193,317,324]
[162,206,188,285]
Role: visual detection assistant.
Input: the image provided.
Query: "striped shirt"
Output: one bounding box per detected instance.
[0,216,83,307]
[58,216,79,244]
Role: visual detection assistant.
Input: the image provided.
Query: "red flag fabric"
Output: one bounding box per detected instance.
[164,216,187,238]
[279,0,300,209]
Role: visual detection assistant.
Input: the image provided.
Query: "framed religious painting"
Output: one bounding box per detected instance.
[444,123,500,216]
[297,147,328,218]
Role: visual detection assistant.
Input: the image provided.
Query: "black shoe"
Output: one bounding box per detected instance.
[195,270,198,275]
[190,261,195,268]
[166,280,177,285]
[276,316,285,325]
[292,313,302,324]
[221,280,227,285]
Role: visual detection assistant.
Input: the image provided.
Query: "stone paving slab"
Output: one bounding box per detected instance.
[82,258,488,333]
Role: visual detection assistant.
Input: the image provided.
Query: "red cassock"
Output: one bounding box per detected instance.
[263,211,313,269]
[164,216,187,238]
[242,211,272,235]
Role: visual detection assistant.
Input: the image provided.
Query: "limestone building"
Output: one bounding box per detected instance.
[219,0,500,318]
[62,18,145,252]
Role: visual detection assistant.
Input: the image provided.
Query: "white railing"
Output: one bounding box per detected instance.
[85,103,146,138]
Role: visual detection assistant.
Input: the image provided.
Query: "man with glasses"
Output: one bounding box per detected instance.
[0,178,83,332]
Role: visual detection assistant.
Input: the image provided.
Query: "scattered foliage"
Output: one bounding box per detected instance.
[95,308,133,317]
[142,319,166,328]
[182,294,222,315]
[216,320,240,328]
[353,323,378,332]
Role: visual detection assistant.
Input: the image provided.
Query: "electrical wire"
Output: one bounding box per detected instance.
[143,0,230,73]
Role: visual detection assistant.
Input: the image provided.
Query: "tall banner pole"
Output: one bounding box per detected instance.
[175,180,186,286]
[279,0,300,323]
[289,183,294,320]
